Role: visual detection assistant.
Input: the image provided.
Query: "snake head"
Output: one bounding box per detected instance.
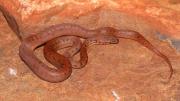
[88,27,119,45]
[87,34,119,45]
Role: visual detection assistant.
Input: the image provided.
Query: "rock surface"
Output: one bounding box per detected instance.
[0,0,179,39]
[0,0,180,101]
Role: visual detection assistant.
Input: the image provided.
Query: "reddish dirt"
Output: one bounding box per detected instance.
[0,1,180,101]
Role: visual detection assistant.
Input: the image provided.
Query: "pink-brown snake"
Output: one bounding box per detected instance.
[18,23,173,82]
[1,5,173,82]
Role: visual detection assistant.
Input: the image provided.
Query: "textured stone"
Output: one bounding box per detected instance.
[0,0,180,101]
[0,0,179,39]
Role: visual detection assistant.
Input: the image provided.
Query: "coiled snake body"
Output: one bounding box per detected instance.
[19,23,173,82]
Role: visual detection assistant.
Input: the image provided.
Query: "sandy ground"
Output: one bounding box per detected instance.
[0,9,180,101]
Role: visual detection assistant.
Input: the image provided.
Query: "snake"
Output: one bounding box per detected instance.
[18,23,173,83]
[0,5,174,82]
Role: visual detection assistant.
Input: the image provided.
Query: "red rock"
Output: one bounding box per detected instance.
[0,0,179,39]
[1,0,180,100]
